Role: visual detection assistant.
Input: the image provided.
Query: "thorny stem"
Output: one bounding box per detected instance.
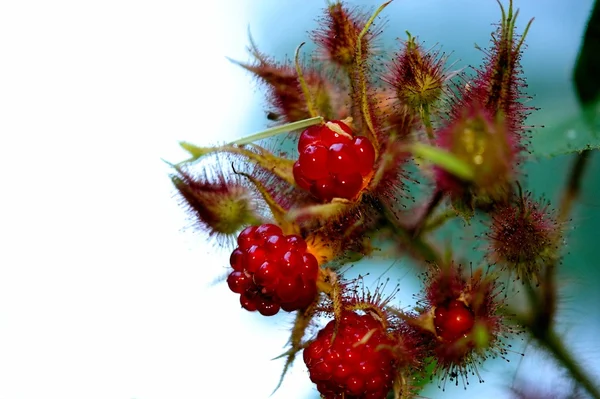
[420,104,435,140]
[411,190,444,237]
[421,208,458,235]
[558,149,592,223]
[535,328,600,399]
[354,1,392,153]
[377,198,441,264]
[516,149,596,398]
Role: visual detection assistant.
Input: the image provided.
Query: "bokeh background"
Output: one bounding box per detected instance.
[1,1,599,398]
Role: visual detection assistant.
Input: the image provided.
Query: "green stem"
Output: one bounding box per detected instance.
[420,104,434,140]
[411,190,443,237]
[229,116,323,146]
[421,208,458,234]
[377,198,441,264]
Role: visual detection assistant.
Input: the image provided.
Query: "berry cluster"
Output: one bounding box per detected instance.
[226,224,319,316]
[293,121,376,202]
[168,1,579,398]
[303,311,397,399]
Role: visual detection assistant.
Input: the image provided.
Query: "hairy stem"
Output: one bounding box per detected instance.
[558,149,592,223]
[536,328,600,399]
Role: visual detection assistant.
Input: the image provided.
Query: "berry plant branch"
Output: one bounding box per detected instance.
[168,1,600,398]
[506,2,600,396]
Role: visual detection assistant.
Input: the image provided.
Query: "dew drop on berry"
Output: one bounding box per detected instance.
[298,125,323,151]
[353,136,376,176]
[245,245,267,273]
[229,248,244,271]
[311,176,336,202]
[333,172,363,199]
[328,142,360,175]
[237,225,257,250]
[226,271,250,294]
[293,161,312,190]
[299,144,329,180]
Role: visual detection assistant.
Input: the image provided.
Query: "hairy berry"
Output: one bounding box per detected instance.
[294,121,376,202]
[226,224,319,316]
[303,311,397,399]
[434,300,475,342]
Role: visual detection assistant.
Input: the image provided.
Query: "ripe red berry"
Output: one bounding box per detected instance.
[226,224,319,316]
[434,300,475,342]
[303,311,397,399]
[299,144,329,180]
[293,120,376,201]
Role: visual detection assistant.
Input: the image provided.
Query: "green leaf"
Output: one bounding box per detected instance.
[532,0,600,158]
[574,0,600,106]
[530,104,600,158]
[409,143,475,181]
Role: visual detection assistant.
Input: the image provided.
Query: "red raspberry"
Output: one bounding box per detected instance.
[226,224,319,316]
[294,121,376,202]
[303,311,397,399]
[434,300,475,342]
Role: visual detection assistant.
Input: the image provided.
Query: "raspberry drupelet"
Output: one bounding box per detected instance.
[434,299,475,342]
[226,224,319,316]
[293,120,376,202]
[303,311,397,399]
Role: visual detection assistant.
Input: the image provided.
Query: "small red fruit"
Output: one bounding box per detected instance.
[434,300,475,342]
[303,311,397,399]
[294,120,376,202]
[226,224,319,316]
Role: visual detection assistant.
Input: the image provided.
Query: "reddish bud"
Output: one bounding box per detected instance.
[485,191,563,284]
[453,1,534,153]
[311,2,374,69]
[385,34,449,111]
[232,46,341,123]
[435,104,516,204]
[170,166,261,241]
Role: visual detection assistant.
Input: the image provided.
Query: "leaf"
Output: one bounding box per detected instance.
[531,0,600,158]
[530,103,600,158]
[574,0,600,106]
